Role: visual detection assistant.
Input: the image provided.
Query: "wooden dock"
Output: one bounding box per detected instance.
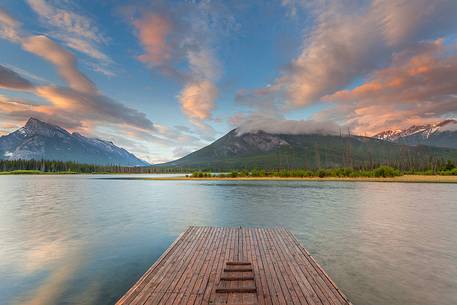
[116,227,352,305]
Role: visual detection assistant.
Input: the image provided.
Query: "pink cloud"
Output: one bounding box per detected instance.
[237,0,457,115]
[179,80,217,121]
[130,5,222,130]
[134,14,173,66]
[22,35,96,94]
[324,40,457,134]
[26,0,113,75]
[1,8,214,162]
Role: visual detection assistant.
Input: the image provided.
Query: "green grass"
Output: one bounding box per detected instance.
[191,165,457,179]
[0,170,79,175]
[191,166,403,178]
[0,170,44,175]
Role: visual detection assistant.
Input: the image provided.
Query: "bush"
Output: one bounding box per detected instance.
[230,171,238,178]
[439,168,457,175]
[191,171,212,178]
[317,169,329,178]
[445,160,455,170]
[373,166,401,177]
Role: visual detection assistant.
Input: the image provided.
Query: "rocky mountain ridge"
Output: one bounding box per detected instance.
[0,118,149,166]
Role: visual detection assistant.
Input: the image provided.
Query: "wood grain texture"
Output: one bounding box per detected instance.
[115,227,352,305]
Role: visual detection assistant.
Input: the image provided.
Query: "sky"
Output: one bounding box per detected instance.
[1,0,457,163]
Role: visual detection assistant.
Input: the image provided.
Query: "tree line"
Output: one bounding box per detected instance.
[0,159,189,174]
[1,158,456,175]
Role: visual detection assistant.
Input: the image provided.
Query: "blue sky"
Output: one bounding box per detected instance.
[1,1,457,163]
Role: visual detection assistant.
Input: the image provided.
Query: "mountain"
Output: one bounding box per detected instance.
[0,118,149,166]
[374,119,457,149]
[160,129,457,170]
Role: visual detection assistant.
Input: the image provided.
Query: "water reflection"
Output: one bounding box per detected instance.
[0,176,456,305]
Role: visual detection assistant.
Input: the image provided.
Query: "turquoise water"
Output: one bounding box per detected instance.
[0,175,456,305]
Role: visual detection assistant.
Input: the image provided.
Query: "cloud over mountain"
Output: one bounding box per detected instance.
[236,116,340,136]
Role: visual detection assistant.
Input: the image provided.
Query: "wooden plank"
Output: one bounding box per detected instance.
[267,228,321,305]
[244,227,270,305]
[258,228,292,305]
[202,227,231,305]
[215,287,257,293]
[185,227,224,305]
[166,226,218,305]
[254,228,287,305]
[281,228,351,305]
[227,228,244,305]
[214,228,237,305]
[226,262,252,266]
[220,276,255,281]
[263,228,306,305]
[115,227,351,305]
[224,267,253,272]
[274,227,339,305]
[118,227,196,305]
[277,228,345,305]
[140,226,210,305]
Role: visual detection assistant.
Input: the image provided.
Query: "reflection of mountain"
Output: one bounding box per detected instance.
[374,119,457,149]
[159,129,457,170]
[0,118,149,166]
[3,175,87,305]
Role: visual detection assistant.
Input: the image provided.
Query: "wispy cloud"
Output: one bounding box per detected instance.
[238,0,457,132]
[1,7,217,162]
[22,35,96,93]
[0,9,160,149]
[129,1,232,132]
[26,0,113,75]
[179,47,220,123]
[324,39,457,134]
[134,13,173,66]
[0,65,34,90]
[179,79,217,121]
[0,8,21,42]
[1,63,50,83]
[0,10,96,92]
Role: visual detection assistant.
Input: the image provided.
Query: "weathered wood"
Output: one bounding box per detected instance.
[224,267,253,272]
[115,226,352,305]
[220,276,255,281]
[215,287,257,293]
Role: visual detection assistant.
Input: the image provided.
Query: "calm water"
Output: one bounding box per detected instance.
[0,175,456,305]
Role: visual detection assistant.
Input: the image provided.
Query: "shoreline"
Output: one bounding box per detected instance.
[140,175,457,183]
[1,171,457,183]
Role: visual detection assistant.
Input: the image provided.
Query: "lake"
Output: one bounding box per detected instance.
[0,175,456,305]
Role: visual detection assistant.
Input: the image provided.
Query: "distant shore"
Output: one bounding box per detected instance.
[2,170,457,183]
[141,175,457,183]
[0,170,78,175]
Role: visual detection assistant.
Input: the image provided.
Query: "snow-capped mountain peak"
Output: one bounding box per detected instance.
[23,117,70,137]
[0,118,149,166]
[374,119,457,149]
[373,129,402,141]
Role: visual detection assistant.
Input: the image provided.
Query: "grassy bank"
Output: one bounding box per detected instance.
[144,175,457,183]
[153,165,457,183]
[191,165,457,178]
